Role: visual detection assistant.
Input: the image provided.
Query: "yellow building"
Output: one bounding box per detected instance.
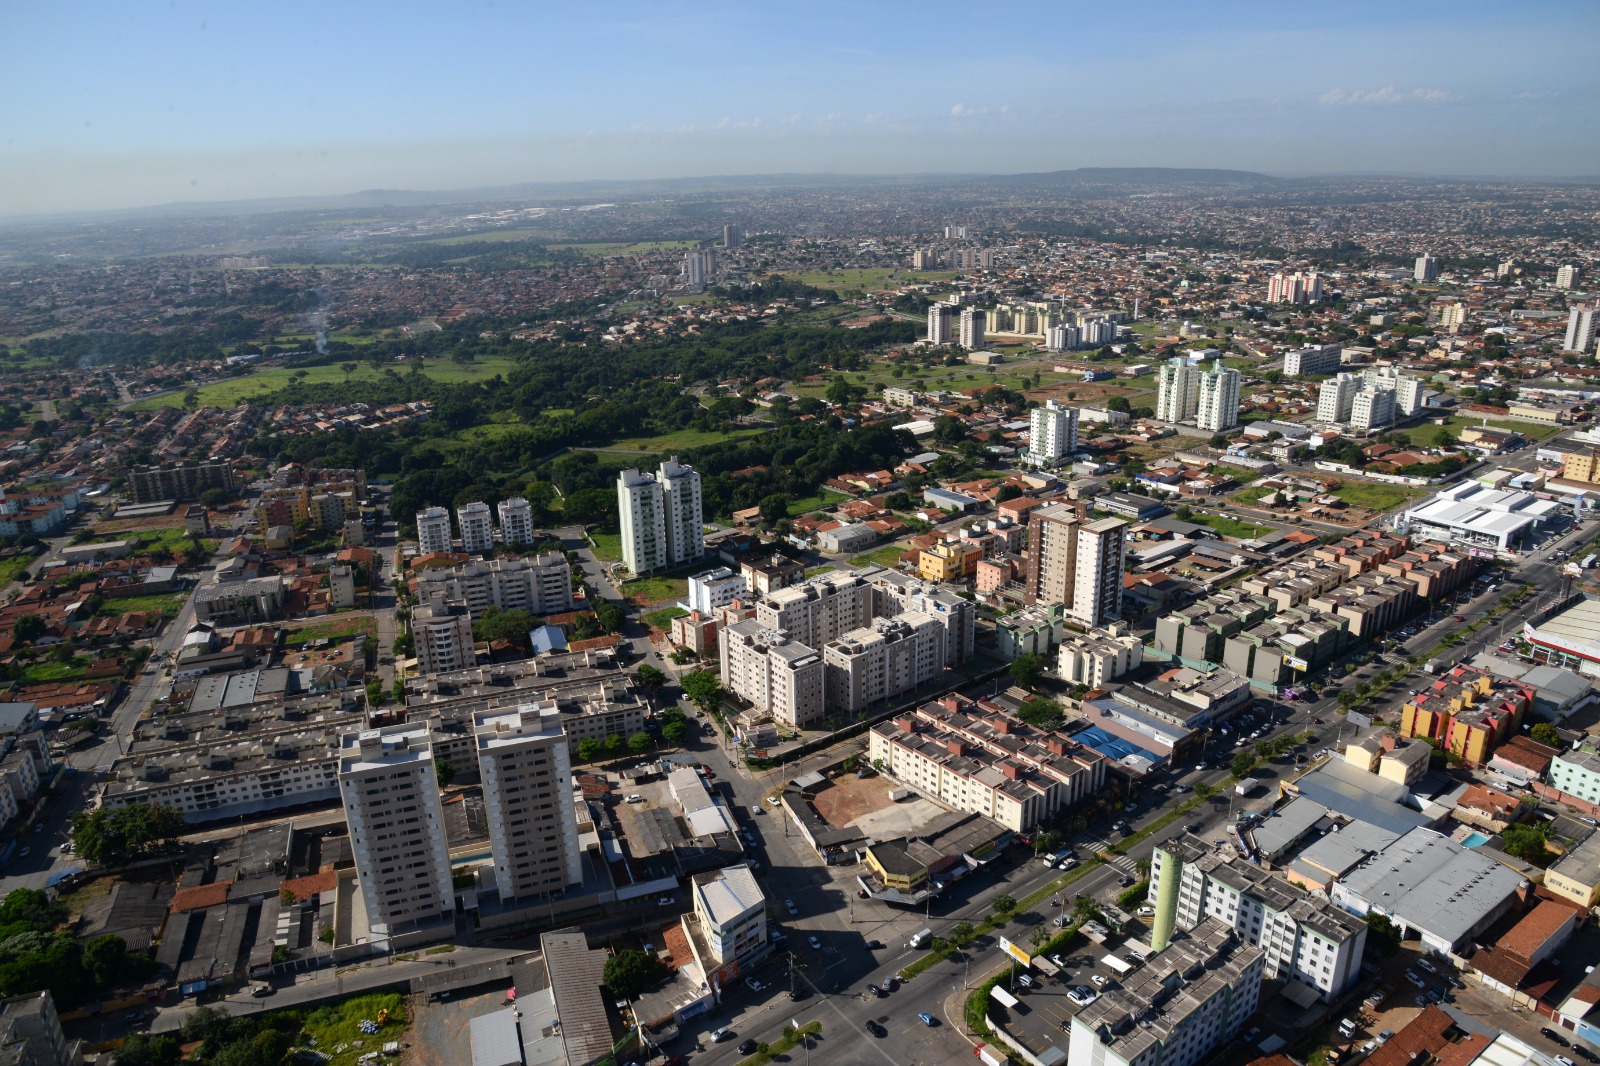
[864,840,934,895]
[1543,834,1600,909]
[1398,666,1531,767]
[918,540,984,583]
[1561,451,1600,487]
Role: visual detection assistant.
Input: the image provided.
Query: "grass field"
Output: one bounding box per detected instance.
[1231,485,1275,504]
[284,616,377,645]
[97,593,186,616]
[0,554,36,586]
[851,545,908,568]
[1183,512,1274,540]
[588,532,623,562]
[776,268,957,292]
[300,991,408,1066]
[607,426,767,452]
[643,606,689,631]
[1329,480,1429,512]
[21,659,93,684]
[621,575,688,605]
[1425,415,1565,443]
[787,491,848,517]
[127,356,521,410]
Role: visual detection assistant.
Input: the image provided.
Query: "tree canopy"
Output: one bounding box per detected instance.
[69,802,185,868]
[603,948,670,999]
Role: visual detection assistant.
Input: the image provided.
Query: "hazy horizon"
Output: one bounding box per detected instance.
[4,0,1596,216]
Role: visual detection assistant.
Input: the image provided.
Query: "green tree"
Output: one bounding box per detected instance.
[604,733,625,757]
[1364,913,1401,958]
[473,607,543,646]
[628,731,653,755]
[596,601,626,634]
[112,1034,182,1066]
[1016,696,1063,729]
[577,737,602,763]
[365,678,384,706]
[759,493,790,525]
[602,948,670,999]
[662,719,688,745]
[1501,823,1555,866]
[1231,752,1257,778]
[12,615,44,645]
[1530,722,1561,747]
[69,803,184,868]
[434,757,455,788]
[681,671,723,712]
[0,888,65,930]
[1008,653,1044,691]
[635,664,667,693]
[992,894,1017,916]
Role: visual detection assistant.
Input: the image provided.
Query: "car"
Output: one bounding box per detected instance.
[1405,971,1426,988]
[1017,973,1034,988]
[250,984,273,997]
[1175,783,1192,793]
[882,976,896,992]
[1053,916,1065,927]
[1573,1047,1597,1063]
[744,977,763,992]
[657,896,675,906]
[1415,993,1429,1007]
[919,1012,937,1027]
[1050,955,1067,969]
[1137,906,1156,917]
[16,848,27,859]
[1057,858,1077,870]
[1556,1057,1576,1066]
[31,824,43,835]
[625,794,643,803]
[808,935,822,950]
[1091,975,1107,987]
[1416,958,1436,974]
[1453,615,1465,622]
[770,931,787,945]
[766,796,781,806]
[737,1039,758,1055]
[785,899,799,916]
[866,1021,886,1038]
[1542,1029,1570,1047]
[751,805,762,816]
[1123,802,1138,812]
[865,940,883,950]
[1426,989,1443,1004]
[1117,874,1133,887]
[868,983,883,998]
[1126,951,1145,963]
[1067,989,1091,1006]
[711,1028,732,1043]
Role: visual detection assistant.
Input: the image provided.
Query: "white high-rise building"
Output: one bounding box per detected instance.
[1565,304,1596,353]
[1557,264,1582,289]
[1282,344,1343,376]
[719,620,825,729]
[412,593,476,675]
[416,506,453,554]
[658,457,704,567]
[473,703,582,903]
[1155,357,1199,423]
[617,457,702,576]
[1045,324,1081,351]
[1072,518,1127,628]
[1395,374,1427,416]
[339,723,454,934]
[1438,302,1468,331]
[958,306,985,350]
[1350,386,1396,431]
[412,555,574,618]
[1266,271,1323,304]
[926,303,953,345]
[682,247,716,287]
[1028,400,1079,467]
[456,501,495,554]
[756,570,875,649]
[1414,253,1439,283]
[1195,364,1241,432]
[498,497,536,547]
[1316,373,1362,424]
[821,612,945,713]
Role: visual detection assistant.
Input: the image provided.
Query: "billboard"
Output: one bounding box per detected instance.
[1283,655,1310,672]
[998,936,1032,966]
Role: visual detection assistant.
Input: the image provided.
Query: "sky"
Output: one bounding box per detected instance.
[3,0,1598,215]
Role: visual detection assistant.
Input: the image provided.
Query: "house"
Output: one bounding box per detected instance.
[1451,783,1526,833]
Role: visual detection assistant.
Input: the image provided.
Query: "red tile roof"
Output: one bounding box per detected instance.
[170,881,232,913]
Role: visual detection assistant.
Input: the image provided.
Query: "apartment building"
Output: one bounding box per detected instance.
[926,303,953,345]
[310,492,345,531]
[412,594,477,676]
[1028,399,1079,467]
[1547,745,1600,806]
[456,502,495,554]
[129,459,237,504]
[687,566,746,614]
[1057,630,1144,689]
[756,570,875,649]
[618,457,704,575]
[330,564,357,610]
[1399,665,1534,766]
[1025,505,1127,625]
[1267,271,1323,305]
[958,306,985,350]
[338,723,454,933]
[1350,385,1396,431]
[918,540,983,582]
[1195,364,1241,433]
[1317,373,1361,424]
[1415,254,1438,282]
[1565,304,1596,353]
[868,695,1106,832]
[1283,344,1343,376]
[1557,263,1582,290]
[412,555,574,618]
[691,865,767,966]
[1151,836,1367,1002]
[473,703,582,903]
[859,564,977,667]
[498,497,536,546]
[1067,919,1265,1066]
[1155,358,1199,423]
[416,506,453,554]
[719,619,825,728]
[822,612,945,714]
[741,554,805,596]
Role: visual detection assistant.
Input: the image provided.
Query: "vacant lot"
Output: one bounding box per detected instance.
[1424,415,1565,443]
[1330,479,1428,513]
[851,545,907,569]
[811,774,895,828]
[608,426,766,452]
[1183,511,1275,540]
[621,574,688,605]
[128,356,521,410]
[283,616,377,645]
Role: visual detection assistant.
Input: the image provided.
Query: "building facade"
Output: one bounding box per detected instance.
[413,555,574,620]
[412,595,477,676]
[618,458,704,575]
[1155,358,1199,423]
[1029,400,1079,467]
[498,497,536,546]
[416,506,453,555]
[129,460,237,505]
[958,306,986,350]
[473,704,582,903]
[456,501,495,554]
[1195,364,1241,432]
[822,613,945,713]
[719,620,825,728]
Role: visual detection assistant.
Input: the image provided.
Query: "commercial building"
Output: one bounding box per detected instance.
[129,459,237,504]
[412,554,574,619]
[1329,827,1525,955]
[456,502,494,554]
[822,612,945,713]
[1155,357,1199,423]
[1283,343,1343,376]
[719,620,825,729]
[1195,364,1241,432]
[1028,399,1079,467]
[497,497,536,547]
[1399,664,1532,766]
[1543,829,1600,910]
[958,306,985,350]
[690,865,767,967]
[338,723,454,934]
[687,566,746,614]
[415,506,453,555]
[191,575,286,626]
[1067,918,1264,1066]
[1400,480,1564,554]
[868,694,1106,832]
[1523,597,1600,677]
[412,594,477,676]
[1149,836,1367,1002]
[618,457,704,575]
[473,704,582,903]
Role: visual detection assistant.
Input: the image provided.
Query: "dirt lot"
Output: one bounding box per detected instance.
[410,989,507,1066]
[810,774,894,828]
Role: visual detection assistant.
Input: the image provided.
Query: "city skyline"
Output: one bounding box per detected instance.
[3,0,1597,215]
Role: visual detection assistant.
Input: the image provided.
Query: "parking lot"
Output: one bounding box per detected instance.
[986,926,1153,1059]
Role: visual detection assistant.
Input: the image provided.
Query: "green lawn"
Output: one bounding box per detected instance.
[608,426,766,452]
[621,575,688,605]
[0,554,36,586]
[787,490,848,517]
[805,565,838,577]
[96,593,186,616]
[1182,512,1274,540]
[283,616,376,645]
[1231,485,1275,504]
[299,991,408,1066]
[20,659,92,684]
[588,532,623,562]
[127,356,520,410]
[851,545,908,568]
[1329,480,1428,513]
[1425,415,1565,443]
[644,606,689,631]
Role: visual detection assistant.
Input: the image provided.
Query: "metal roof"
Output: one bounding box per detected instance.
[469,1008,523,1066]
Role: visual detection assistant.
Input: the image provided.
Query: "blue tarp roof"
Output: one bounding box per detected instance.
[1073,726,1164,767]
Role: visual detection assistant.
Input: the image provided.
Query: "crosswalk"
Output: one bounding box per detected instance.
[1078,839,1140,877]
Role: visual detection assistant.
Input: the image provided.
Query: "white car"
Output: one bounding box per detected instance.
[1090,974,1107,987]
[1416,958,1436,974]
[785,899,799,916]
[1137,905,1156,917]
[657,896,675,906]
[744,977,762,992]
[1050,955,1067,969]
[625,794,644,803]
[807,935,822,950]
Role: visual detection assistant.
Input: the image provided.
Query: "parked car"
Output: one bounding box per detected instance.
[711,1028,732,1043]
[1405,971,1426,988]
[1017,974,1033,989]
[1417,958,1437,974]
[882,976,896,992]
[1091,975,1107,988]
[737,1039,757,1054]
[1240,1027,1260,1045]
[744,977,762,992]
[808,935,822,950]
[625,794,643,803]
[918,1013,936,1027]
[1542,1029,1570,1047]
[785,899,799,916]
[866,1021,886,1038]
[868,983,882,998]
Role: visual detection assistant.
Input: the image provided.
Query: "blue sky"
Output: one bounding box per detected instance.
[3,0,1596,214]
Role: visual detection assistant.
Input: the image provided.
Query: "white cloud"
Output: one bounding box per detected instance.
[950,102,990,118]
[1318,86,1459,106]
